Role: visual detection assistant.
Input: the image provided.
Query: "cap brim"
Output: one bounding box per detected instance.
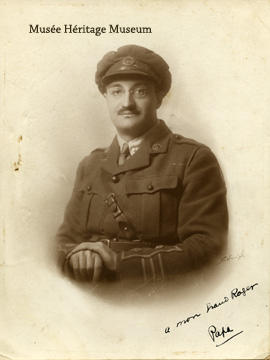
[102,69,157,85]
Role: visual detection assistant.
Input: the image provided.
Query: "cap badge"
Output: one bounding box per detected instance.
[122,56,136,66]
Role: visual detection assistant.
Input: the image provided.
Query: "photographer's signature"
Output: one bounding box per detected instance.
[208,325,243,347]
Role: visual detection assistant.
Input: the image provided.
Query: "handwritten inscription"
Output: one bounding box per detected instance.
[219,251,244,263]
[206,296,229,313]
[163,282,258,335]
[176,313,201,327]
[231,283,258,299]
[208,325,243,347]
[208,325,233,341]
[206,283,258,313]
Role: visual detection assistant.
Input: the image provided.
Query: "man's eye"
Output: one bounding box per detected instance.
[134,88,148,97]
[109,88,123,96]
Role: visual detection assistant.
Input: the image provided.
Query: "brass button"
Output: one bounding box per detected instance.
[112,237,117,242]
[123,226,128,231]
[87,185,92,194]
[147,184,154,191]
[112,175,118,183]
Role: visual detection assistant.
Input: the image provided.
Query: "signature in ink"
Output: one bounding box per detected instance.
[208,325,243,347]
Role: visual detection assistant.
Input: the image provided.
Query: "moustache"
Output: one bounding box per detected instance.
[118,106,140,115]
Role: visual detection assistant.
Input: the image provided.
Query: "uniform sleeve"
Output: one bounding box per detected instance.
[56,158,90,270]
[115,146,228,281]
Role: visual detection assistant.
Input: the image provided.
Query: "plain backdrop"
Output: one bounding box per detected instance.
[1,0,269,359]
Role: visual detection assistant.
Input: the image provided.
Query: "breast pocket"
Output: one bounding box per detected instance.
[125,175,179,240]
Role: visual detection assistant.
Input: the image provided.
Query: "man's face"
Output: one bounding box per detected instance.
[104,76,160,140]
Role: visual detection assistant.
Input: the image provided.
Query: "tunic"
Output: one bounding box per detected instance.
[56,120,228,282]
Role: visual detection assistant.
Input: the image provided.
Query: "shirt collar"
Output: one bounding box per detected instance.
[117,120,160,155]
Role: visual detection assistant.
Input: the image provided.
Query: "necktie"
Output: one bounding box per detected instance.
[118,142,130,166]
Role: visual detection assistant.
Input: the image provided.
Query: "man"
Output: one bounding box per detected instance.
[56,44,228,284]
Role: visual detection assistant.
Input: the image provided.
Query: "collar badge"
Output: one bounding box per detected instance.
[151,143,161,152]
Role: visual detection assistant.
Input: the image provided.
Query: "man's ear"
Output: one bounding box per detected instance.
[156,92,163,109]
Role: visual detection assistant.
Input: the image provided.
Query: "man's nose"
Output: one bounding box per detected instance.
[122,90,135,107]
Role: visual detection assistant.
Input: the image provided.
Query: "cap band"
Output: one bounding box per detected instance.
[102,57,160,86]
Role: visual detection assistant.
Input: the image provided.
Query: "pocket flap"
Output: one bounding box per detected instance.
[126,175,178,194]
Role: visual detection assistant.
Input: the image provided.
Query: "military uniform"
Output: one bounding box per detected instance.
[57,120,228,282]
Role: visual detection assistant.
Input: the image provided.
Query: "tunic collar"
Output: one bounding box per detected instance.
[101,119,172,175]
[116,120,160,156]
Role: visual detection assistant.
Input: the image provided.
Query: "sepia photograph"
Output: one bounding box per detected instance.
[56,43,228,289]
[1,0,269,359]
